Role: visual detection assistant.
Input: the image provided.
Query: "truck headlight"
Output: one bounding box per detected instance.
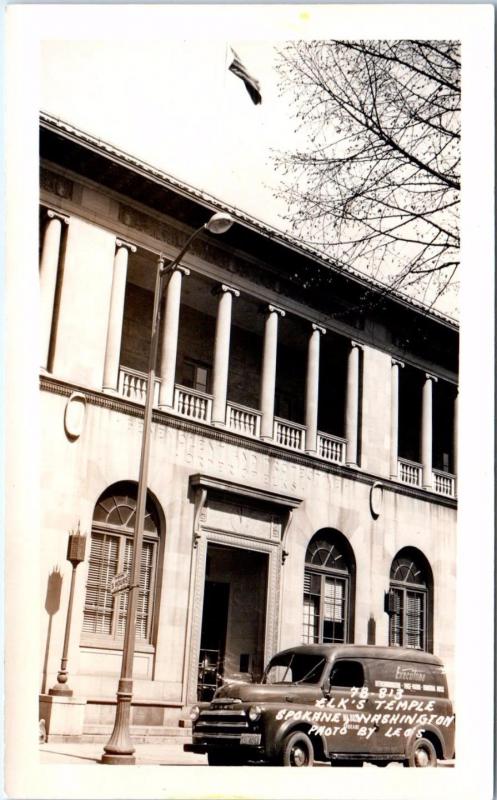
[189,704,200,721]
[248,705,262,722]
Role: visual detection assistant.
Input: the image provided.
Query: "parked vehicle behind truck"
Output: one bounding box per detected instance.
[184,644,455,767]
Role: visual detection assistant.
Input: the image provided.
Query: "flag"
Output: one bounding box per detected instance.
[228,48,262,105]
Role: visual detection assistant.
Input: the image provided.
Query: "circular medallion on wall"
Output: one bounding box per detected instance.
[369,481,383,520]
[64,392,87,440]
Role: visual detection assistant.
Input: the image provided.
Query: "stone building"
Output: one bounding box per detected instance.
[38,113,458,741]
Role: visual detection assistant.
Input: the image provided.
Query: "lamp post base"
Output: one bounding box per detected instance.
[101,679,136,765]
[48,684,73,697]
[101,753,136,766]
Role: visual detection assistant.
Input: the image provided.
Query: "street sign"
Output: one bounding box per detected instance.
[110,571,130,594]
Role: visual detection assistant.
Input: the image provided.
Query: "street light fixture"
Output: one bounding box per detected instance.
[101,211,234,764]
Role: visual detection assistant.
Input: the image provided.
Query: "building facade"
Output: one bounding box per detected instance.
[38,114,458,741]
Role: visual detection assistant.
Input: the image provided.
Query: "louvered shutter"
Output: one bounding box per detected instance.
[83,533,118,634]
[406,591,424,649]
[117,539,154,639]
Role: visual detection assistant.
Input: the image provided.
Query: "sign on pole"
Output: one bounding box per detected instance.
[110,572,130,595]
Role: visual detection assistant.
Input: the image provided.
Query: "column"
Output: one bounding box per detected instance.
[421,373,437,489]
[305,324,325,454]
[345,341,362,468]
[452,387,458,478]
[260,305,285,441]
[40,209,69,369]
[102,239,136,392]
[158,265,190,408]
[211,284,239,425]
[390,359,404,479]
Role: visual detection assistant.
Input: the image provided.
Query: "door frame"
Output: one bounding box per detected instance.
[186,528,281,704]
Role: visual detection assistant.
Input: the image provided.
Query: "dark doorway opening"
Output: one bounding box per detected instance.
[198,581,230,701]
[197,543,268,701]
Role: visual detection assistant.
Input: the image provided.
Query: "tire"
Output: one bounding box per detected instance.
[281,732,314,767]
[406,738,438,768]
[207,749,245,766]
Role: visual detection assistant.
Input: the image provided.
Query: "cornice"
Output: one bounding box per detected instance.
[40,375,458,510]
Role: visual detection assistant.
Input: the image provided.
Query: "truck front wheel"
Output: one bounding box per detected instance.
[281,732,314,767]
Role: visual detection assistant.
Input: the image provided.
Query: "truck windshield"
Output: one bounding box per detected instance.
[263,653,326,685]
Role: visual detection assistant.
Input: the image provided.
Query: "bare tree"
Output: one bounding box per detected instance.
[274,40,460,308]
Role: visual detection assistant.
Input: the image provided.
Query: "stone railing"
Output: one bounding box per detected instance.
[433,469,456,498]
[226,401,262,438]
[318,432,346,464]
[274,418,306,451]
[173,385,212,423]
[118,367,160,405]
[398,458,422,487]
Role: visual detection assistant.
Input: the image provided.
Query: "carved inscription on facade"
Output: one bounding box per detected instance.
[205,498,282,541]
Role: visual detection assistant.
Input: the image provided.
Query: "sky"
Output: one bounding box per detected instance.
[41,39,294,227]
[34,5,488,319]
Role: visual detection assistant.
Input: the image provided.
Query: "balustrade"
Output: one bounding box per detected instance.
[274,418,306,451]
[433,470,456,497]
[227,402,261,437]
[118,367,160,405]
[398,458,422,487]
[174,385,212,423]
[317,432,346,464]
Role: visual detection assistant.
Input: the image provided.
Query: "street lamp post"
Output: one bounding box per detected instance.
[49,524,87,697]
[101,212,234,765]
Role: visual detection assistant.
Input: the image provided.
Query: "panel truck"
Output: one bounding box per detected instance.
[184,644,455,767]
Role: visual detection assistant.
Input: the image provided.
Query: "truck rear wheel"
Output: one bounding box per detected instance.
[281,732,314,767]
[406,738,438,768]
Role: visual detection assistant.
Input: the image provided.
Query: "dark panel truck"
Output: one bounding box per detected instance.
[184,644,455,767]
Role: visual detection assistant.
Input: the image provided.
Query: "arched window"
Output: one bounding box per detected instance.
[81,482,161,645]
[388,548,433,651]
[302,530,355,644]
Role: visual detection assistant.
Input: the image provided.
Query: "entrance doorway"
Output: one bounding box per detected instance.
[197,543,268,701]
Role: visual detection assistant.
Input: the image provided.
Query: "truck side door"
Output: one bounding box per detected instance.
[323,658,373,755]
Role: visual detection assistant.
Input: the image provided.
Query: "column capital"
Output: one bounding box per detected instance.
[351,340,364,350]
[212,283,240,298]
[115,239,137,254]
[261,304,285,317]
[311,323,326,335]
[169,264,190,277]
[391,358,405,368]
[46,208,70,225]
[425,372,438,383]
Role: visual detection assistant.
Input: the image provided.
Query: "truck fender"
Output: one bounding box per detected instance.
[403,723,446,760]
[264,716,328,761]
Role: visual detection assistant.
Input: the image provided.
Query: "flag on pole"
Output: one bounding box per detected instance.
[228,48,262,105]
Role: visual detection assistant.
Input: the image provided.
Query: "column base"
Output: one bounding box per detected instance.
[102,387,120,397]
[346,461,359,469]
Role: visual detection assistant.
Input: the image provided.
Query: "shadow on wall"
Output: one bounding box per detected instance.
[41,567,63,694]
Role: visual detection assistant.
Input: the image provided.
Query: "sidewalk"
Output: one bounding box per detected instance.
[39,742,207,766]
